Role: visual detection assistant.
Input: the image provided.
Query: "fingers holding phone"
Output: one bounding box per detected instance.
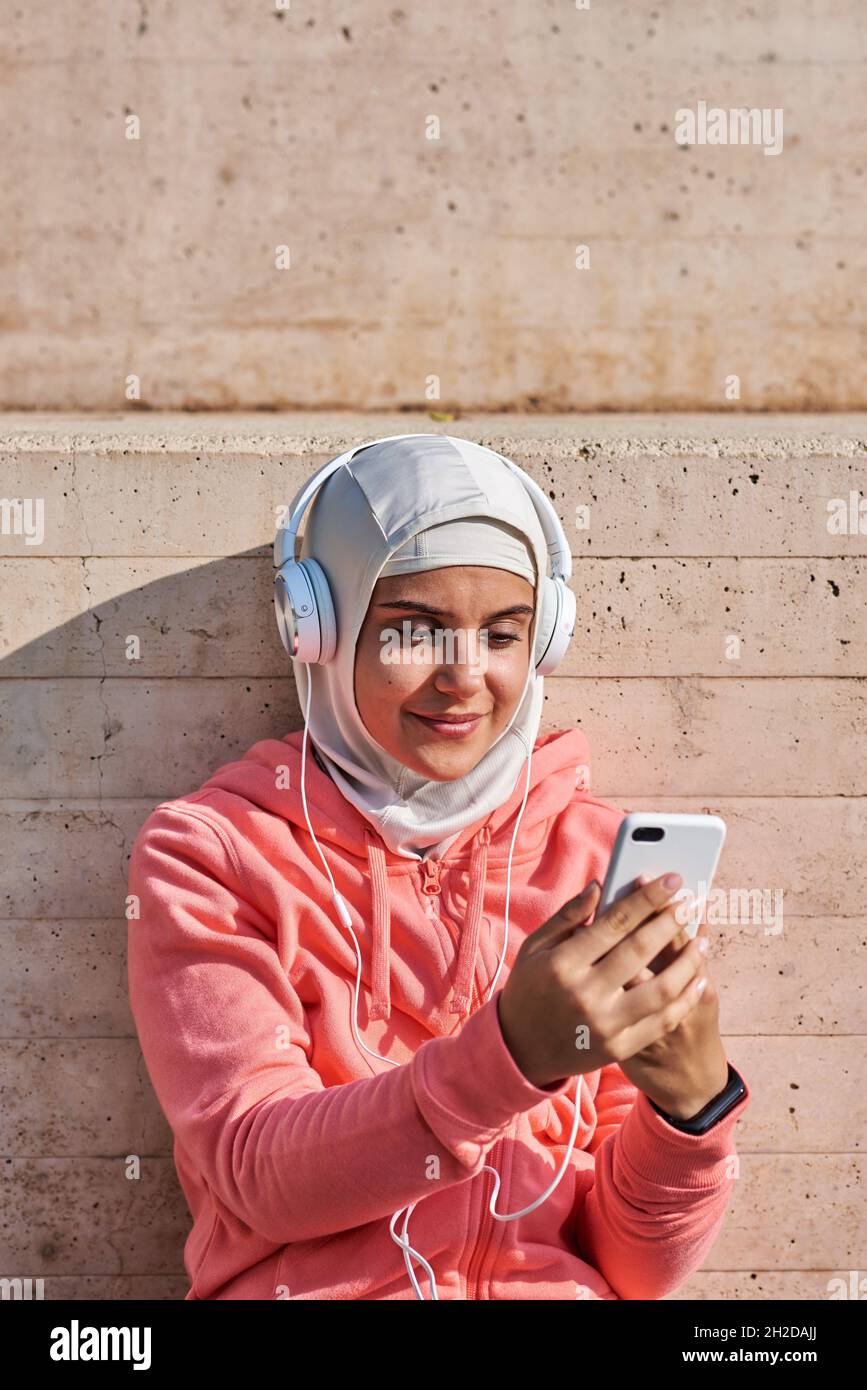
[496,873,709,1089]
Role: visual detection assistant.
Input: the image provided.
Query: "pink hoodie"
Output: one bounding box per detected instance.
[127,726,751,1300]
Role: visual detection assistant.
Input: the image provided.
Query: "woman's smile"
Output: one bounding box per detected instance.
[405,709,489,739]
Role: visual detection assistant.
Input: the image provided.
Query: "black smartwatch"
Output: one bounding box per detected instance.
[649,1063,747,1134]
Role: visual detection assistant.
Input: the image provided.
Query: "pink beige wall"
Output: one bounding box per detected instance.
[1,411,864,1297]
[2,2,865,411]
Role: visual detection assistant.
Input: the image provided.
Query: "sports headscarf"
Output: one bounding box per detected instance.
[292,435,550,860]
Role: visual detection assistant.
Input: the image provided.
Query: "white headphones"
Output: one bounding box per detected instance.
[273,433,576,673]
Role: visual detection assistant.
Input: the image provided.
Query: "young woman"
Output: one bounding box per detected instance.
[127,434,751,1301]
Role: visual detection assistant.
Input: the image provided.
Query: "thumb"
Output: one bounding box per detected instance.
[531,880,602,951]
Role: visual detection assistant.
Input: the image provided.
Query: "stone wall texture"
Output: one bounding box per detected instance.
[1,412,865,1298]
[1,2,865,410]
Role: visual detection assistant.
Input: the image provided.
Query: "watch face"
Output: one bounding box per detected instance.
[653,1066,745,1132]
[692,1069,745,1131]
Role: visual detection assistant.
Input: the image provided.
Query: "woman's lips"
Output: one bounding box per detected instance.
[407,711,487,738]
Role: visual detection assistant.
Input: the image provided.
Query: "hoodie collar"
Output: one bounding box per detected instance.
[363,823,492,1022]
[191,725,594,1019]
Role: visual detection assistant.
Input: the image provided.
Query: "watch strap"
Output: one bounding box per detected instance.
[649,1063,746,1134]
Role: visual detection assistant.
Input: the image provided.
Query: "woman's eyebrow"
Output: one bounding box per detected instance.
[375,600,535,621]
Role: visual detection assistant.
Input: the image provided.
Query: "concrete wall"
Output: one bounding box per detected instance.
[1,411,865,1298]
[2,2,865,410]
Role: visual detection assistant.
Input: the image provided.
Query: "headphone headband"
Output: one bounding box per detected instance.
[273,434,572,583]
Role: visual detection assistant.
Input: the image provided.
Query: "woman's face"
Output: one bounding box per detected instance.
[354,565,535,781]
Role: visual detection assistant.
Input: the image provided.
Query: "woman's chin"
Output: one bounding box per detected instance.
[394,740,489,781]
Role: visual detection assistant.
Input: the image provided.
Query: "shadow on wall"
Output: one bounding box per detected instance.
[1,550,306,1299]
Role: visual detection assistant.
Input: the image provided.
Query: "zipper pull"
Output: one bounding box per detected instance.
[421,857,442,895]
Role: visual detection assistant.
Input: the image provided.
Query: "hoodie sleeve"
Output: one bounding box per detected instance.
[127,804,573,1246]
[571,1055,751,1299]
[584,1061,641,1156]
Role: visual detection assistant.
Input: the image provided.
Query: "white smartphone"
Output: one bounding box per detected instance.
[597,812,727,940]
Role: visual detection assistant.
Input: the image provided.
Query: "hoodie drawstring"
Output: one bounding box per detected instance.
[363,824,492,1022]
[363,827,392,1022]
[450,825,491,1016]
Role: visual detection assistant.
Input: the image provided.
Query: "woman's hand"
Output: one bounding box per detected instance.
[496,874,709,1090]
[612,875,729,1119]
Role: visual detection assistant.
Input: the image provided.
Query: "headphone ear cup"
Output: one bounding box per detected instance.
[274,557,338,664]
[274,569,296,657]
[298,557,338,664]
[533,576,557,671]
[534,576,575,675]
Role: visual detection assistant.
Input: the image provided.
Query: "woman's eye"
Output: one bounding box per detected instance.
[405,625,521,647]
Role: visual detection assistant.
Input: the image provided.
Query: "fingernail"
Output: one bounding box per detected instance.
[662,872,681,889]
[696,976,708,993]
[697,937,710,954]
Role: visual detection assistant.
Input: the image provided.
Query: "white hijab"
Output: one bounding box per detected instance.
[292,435,550,860]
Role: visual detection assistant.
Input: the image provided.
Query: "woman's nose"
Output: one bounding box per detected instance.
[430,631,492,685]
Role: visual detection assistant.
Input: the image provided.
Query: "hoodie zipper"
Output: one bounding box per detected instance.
[420,857,481,1009]
[422,853,497,1294]
[421,856,443,896]
[465,1135,501,1299]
